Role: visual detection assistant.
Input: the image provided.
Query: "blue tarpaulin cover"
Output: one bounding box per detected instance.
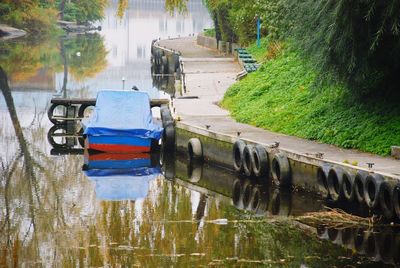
[85,167,160,201]
[82,90,163,139]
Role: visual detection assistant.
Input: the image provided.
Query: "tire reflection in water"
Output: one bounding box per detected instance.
[172,153,399,267]
[317,225,400,266]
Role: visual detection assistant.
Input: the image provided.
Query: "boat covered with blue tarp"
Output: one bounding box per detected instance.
[82,90,163,153]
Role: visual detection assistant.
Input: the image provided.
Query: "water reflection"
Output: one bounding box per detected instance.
[47,123,84,154]
[175,155,326,218]
[84,152,160,201]
[318,225,400,266]
[0,34,107,94]
[173,154,398,267]
[0,0,394,266]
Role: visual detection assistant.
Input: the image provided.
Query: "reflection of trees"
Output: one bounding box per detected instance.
[64,34,108,81]
[0,33,108,86]
[165,0,188,14]
[0,38,61,82]
[0,66,41,264]
[0,66,91,266]
[117,0,129,19]
[60,39,69,97]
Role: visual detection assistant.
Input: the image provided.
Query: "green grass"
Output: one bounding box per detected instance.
[222,39,400,156]
[246,38,269,62]
[203,28,216,38]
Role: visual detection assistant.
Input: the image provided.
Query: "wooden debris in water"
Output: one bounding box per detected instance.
[296,207,371,228]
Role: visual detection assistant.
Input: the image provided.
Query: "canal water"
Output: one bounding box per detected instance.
[0,0,398,267]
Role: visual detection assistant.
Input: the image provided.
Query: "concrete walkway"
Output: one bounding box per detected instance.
[158,37,400,178]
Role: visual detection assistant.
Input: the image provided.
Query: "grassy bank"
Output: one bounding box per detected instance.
[222,40,400,156]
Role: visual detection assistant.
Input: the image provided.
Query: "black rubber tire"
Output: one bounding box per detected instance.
[188,138,203,161]
[160,150,175,180]
[155,49,162,65]
[251,145,269,178]
[354,228,366,253]
[327,228,340,242]
[270,189,292,216]
[378,231,394,263]
[151,40,156,54]
[78,104,94,118]
[160,105,173,127]
[342,170,356,202]
[341,228,355,249]
[174,54,180,72]
[327,166,344,202]
[354,170,369,204]
[232,179,244,209]
[317,164,331,199]
[242,145,254,177]
[48,103,68,125]
[316,225,327,239]
[364,231,378,258]
[364,173,384,209]
[379,181,394,219]
[47,125,68,149]
[393,185,400,221]
[161,55,168,74]
[232,140,246,173]
[242,179,253,210]
[162,124,175,151]
[271,152,291,188]
[187,159,203,183]
[250,186,269,215]
[394,234,400,265]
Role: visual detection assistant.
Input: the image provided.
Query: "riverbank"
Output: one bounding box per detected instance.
[223,39,400,157]
[0,24,26,40]
[157,36,400,174]
[156,36,400,177]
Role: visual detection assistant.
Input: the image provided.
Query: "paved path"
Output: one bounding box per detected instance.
[158,37,400,177]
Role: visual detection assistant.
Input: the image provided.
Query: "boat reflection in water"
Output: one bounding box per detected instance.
[83,151,160,201]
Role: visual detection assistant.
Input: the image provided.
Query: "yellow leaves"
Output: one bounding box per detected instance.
[165,0,188,14]
[265,40,285,61]
[116,0,128,19]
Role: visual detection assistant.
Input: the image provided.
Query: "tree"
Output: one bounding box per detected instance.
[288,0,400,94]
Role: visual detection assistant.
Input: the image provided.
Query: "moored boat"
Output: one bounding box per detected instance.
[82,90,164,153]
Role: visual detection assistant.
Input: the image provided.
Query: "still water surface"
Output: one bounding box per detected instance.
[0,0,397,267]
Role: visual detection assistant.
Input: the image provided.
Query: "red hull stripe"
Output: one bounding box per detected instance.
[89,153,150,161]
[89,144,151,153]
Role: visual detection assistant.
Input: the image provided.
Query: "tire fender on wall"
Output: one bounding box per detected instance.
[271,152,291,188]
